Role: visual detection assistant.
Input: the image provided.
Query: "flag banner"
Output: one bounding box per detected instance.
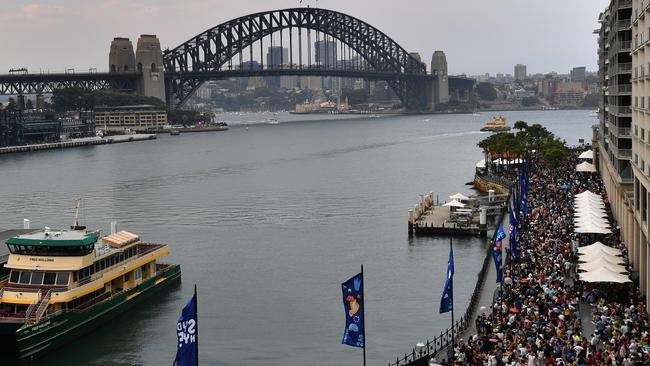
[508,207,518,261]
[493,224,505,283]
[174,294,198,366]
[439,242,454,313]
[341,272,364,348]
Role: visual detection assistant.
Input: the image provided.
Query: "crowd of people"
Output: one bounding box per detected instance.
[438,151,650,365]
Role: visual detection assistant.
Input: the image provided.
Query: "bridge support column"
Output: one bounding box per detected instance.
[135,35,166,103]
[431,51,449,107]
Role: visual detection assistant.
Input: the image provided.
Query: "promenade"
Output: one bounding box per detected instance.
[443,151,649,366]
[0,134,156,155]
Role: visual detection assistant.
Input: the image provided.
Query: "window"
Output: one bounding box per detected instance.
[43,272,56,285]
[56,272,69,286]
[643,128,646,141]
[636,125,639,136]
[636,178,641,212]
[151,63,157,72]
[636,96,639,107]
[9,270,19,283]
[31,272,44,285]
[134,268,142,280]
[124,273,130,282]
[19,271,31,284]
[636,153,639,164]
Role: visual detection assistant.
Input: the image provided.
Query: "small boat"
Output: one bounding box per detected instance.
[268,119,279,125]
[472,112,481,117]
[170,129,181,136]
[480,116,511,132]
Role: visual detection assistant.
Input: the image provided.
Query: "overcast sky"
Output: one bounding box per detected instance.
[1,0,609,76]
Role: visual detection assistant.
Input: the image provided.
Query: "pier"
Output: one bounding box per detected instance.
[0,134,156,155]
[408,191,508,237]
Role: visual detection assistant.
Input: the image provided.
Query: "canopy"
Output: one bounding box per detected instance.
[575,190,601,197]
[476,159,486,169]
[578,241,623,256]
[443,199,466,208]
[579,266,631,283]
[449,193,470,201]
[578,150,594,160]
[576,162,597,172]
[574,210,609,218]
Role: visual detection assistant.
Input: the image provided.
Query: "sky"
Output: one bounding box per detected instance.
[0,0,610,76]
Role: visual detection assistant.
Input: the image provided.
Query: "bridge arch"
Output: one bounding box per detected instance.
[163,7,432,110]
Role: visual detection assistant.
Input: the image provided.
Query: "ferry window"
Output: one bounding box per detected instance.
[31,272,44,285]
[19,271,32,284]
[94,262,100,273]
[124,273,130,282]
[43,272,56,285]
[9,270,19,283]
[56,272,69,286]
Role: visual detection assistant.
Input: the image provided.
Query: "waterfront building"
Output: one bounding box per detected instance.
[596,0,636,302]
[514,64,527,81]
[315,40,337,67]
[94,105,167,132]
[632,0,650,304]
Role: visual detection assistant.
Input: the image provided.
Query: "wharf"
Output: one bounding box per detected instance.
[0,134,156,155]
[408,192,508,237]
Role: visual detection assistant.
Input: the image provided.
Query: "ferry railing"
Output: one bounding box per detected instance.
[388,193,511,366]
[23,290,42,323]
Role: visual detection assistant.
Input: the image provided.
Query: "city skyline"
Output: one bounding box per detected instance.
[1,0,607,76]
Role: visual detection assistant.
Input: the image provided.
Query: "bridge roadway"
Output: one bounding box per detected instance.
[0,72,139,95]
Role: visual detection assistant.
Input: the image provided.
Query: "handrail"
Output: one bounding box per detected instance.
[28,289,53,325]
[388,192,511,366]
[23,290,42,321]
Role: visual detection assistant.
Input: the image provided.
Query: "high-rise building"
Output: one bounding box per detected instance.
[315,40,338,68]
[514,64,527,81]
[596,0,635,300]
[570,66,587,82]
[266,46,289,68]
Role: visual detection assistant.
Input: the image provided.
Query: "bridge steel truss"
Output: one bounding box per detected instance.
[164,7,434,110]
[0,73,139,96]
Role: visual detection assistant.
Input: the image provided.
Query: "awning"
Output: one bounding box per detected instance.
[578,260,628,274]
[578,249,624,265]
[576,162,597,172]
[578,150,594,160]
[574,224,612,234]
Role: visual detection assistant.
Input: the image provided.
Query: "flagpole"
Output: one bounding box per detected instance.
[361,264,366,366]
[194,284,199,366]
[449,239,454,364]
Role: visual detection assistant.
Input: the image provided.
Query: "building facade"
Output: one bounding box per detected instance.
[95,105,167,132]
[632,0,650,305]
[514,64,527,81]
[597,0,637,303]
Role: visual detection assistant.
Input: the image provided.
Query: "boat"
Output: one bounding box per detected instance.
[480,116,511,132]
[170,129,181,136]
[0,204,181,361]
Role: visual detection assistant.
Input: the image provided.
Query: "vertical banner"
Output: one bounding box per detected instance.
[493,224,505,283]
[174,293,198,366]
[341,272,364,348]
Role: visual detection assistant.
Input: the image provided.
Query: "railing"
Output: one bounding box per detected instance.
[388,194,511,366]
[27,289,52,325]
[618,84,632,93]
[618,127,632,136]
[22,290,42,322]
[618,19,631,29]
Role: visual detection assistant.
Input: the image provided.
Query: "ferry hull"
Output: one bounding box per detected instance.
[15,264,181,361]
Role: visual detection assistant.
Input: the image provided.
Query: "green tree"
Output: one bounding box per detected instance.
[521,96,539,107]
[514,120,528,131]
[476,82,497,101]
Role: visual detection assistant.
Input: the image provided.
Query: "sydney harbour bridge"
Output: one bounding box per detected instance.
[0,7,474,112]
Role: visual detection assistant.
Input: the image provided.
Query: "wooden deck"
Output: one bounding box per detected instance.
[414,205,482,236]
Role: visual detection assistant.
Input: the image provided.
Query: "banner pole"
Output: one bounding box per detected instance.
[361,264,366,366]
[194,284,199,366]
[450,239,454,364]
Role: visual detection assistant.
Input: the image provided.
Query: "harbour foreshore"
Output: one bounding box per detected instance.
[0,134,156,155]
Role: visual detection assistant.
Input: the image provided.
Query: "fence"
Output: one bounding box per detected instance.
[388,192,511,366]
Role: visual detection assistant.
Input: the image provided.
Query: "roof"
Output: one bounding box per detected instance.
[102,230,139,248]
[0,229,37,261]
[6,230,98,247]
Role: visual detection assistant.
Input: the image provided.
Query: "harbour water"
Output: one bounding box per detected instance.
[0,110,593,366]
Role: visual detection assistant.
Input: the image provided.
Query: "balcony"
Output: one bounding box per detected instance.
[618,19,632,29]
[610,105,632,116]
[612,126,632,137]
[619,0,632,9]
[610,143,633,159]
[614,41,632,52]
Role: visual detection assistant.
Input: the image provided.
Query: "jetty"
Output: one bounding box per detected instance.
[408,191,508,237]
[0,134,156,155]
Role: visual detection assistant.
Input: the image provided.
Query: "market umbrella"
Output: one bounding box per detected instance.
[576,162,597,172]
[578,241,623,256]
[579,267,631,283]
[449,193,470,201]
[578,150,594,160]
[443,199,466,208]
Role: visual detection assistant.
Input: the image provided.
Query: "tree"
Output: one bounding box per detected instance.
[476,82,497,101]
[7,97,17,111]
[514,121,528,131]
[341,88,369,106]
[25,99,34,110]
[521,96,539,107]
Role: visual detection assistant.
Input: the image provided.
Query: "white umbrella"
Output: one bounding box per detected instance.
[443,199,466,208]
[476,159,486,169]
[578,249,624,264]
[578,150,594,160]
[576,162,597,172]
[575,190,600,197]
[579,267,631,283]
[574,210,609,218]
[578,260,628,274]
[449,193,470,201]
[578,242,623,256]
[574,224,612,234]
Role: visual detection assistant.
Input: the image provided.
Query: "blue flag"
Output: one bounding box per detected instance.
[439,241,454,313]
[341,272,364,348]
[508,206,518,261]
[174,294,198,366]
[492,224,505,284]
